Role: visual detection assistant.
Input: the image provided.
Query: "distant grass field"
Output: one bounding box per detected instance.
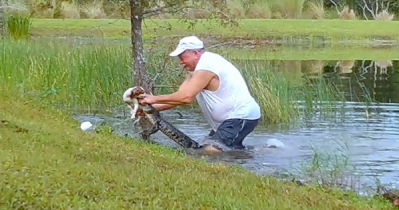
[220,46,399,60]
[30,19,399,43]
[28,18,399,61]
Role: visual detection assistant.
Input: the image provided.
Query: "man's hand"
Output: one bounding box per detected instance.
[138,94,156,105]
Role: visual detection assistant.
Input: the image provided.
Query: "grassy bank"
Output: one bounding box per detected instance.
[0,92,394,209]
[30,19,399,44]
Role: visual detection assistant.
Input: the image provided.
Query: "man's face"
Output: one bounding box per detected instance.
[178,50,200,71]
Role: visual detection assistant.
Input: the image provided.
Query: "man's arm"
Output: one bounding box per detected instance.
[140,71,215,106]
[152,103,176,111]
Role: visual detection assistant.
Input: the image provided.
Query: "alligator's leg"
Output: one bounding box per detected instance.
[183,140,193,148]
[139,121,159,140]
[184,139,199,149]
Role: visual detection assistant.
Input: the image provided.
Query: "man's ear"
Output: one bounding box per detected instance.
[194,50,201,58]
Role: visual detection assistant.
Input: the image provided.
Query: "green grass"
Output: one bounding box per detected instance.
[0,91,395,209]
[221,46,399,60]
[6,14,32,39]
[30,19,399,43]
[241,62,302,124]
[0,39,132,111]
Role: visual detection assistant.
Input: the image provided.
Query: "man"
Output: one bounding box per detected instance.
[139,35,261,153]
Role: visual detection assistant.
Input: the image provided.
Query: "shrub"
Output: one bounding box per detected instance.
[6,14,31,39]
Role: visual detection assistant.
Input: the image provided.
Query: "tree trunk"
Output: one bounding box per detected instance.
[130,0,153,93]
[346,0,357,10]
[130,0,154,134]
[0,0,5,38]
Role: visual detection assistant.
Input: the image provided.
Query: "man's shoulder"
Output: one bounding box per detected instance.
[203,51,222,58]
[201,51,228,63]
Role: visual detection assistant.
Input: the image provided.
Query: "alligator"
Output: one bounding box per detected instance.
[123,86,200,149]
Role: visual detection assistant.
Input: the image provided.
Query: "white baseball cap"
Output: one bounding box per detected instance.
[169,36,204,57]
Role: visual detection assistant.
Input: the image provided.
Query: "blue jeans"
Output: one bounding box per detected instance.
[208,118,259,149]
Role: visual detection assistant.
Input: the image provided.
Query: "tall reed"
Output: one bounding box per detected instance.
[6,14,31,39]
[0,39,131,111]
[300,75,344,119]
[293,139,362,192]
[234,59,346,124]
[273,0,306,18]
[236,60,302,124]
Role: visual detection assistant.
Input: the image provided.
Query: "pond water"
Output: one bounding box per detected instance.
[75,59,399,194]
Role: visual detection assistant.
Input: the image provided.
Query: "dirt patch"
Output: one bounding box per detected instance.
[0,120,29,133]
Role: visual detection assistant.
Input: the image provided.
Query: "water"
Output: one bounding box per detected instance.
[75,59,399,194]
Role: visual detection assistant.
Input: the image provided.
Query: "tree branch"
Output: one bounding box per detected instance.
[328,0,341,14]
[143,1,190,18]
[375,0,379,14]
[361,0,376,19]
[358,1,369,20]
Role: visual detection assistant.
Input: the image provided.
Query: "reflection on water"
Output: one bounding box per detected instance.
[75,59,399,194]
[306,60,398,103]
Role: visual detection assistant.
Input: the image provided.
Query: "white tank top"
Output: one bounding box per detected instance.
[194,52,261,131]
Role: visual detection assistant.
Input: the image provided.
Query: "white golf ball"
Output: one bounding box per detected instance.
[80,121,93,131]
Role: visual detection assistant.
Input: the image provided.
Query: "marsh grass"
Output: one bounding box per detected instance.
[307,1,324,19]
[6,14,31,39]
[339,6,357,20]
[274,0,306,18]
[239,61,301,124]
[300,76,345,119]
[236,59,345,124]
[246,0,272,19]
[0,39,372,124]
[375,10,395,21]
[0,39,131,111]
[293,139,362,192]
[0,38,195,112]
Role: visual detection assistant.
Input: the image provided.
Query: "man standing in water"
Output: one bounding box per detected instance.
[139,35,261,153]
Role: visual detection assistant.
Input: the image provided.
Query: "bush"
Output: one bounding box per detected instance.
[6,14,31,39]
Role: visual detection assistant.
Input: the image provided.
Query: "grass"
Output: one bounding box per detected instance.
[6,14,32,39]
[29,19,399,43]
[240,61,347,124]
[240,62,302,124]
[220,47,399,60]
[0,39,132,111]
[0,89,395,209]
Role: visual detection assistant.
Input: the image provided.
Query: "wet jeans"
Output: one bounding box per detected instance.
[208,118,259,149]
